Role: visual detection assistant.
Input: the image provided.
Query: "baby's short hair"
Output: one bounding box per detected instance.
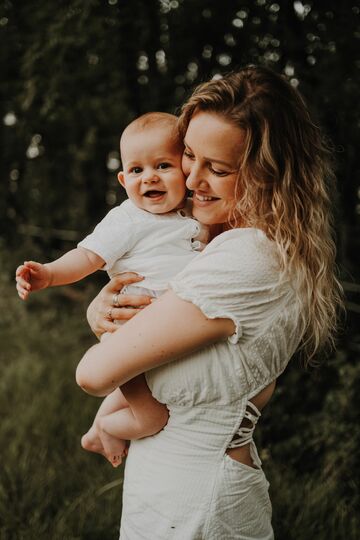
[120,112,182,154]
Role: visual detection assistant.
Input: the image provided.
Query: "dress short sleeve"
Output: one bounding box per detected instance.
[169,228,285,344]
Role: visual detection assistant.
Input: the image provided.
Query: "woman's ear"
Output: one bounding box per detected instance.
[118,171,125,187]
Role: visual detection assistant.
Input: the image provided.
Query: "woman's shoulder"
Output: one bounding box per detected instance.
[170,227,291,341]
[207,227,272,249]
[204,228,278,267]
[175,227,280,289]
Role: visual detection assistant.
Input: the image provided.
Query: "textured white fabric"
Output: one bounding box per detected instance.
[120,228,303,539]
[78,198,207,291]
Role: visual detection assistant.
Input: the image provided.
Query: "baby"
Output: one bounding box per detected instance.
[16,112,208,467]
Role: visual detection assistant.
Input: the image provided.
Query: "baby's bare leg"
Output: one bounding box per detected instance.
[82,375,168,467]
[96,375,168,467]
[104,375,169,439]
[81,388,129,461]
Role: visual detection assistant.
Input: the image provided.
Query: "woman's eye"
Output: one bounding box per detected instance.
[183,150,194,160]
[130,167,142,174]
[209,165,228,177]
[158,162,170,170]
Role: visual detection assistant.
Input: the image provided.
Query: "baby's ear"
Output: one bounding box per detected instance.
[117,171,126,187]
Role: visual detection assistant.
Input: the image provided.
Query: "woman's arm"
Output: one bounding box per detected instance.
[76,289,234,397]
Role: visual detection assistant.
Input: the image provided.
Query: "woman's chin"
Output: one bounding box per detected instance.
[192,205,226,226]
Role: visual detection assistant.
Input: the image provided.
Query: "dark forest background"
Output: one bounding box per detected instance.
[0,1,359,539]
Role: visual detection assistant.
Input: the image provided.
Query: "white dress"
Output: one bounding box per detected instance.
[119,228,303,540]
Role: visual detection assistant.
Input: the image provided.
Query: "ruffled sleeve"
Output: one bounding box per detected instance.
[169,228,284,344]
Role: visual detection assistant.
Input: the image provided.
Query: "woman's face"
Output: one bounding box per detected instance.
[182,111,244,226]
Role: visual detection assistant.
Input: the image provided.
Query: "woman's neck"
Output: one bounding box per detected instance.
[208,223,228,240]
[209,219,265,241]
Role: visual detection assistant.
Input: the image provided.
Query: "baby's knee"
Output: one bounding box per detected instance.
[95,416,107,434]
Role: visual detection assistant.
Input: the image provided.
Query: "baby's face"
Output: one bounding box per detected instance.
[118,126,186,214]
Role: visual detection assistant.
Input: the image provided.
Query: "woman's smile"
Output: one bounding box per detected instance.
[193,191,220,204]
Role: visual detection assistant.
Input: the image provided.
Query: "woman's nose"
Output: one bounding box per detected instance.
[185,163,206,191]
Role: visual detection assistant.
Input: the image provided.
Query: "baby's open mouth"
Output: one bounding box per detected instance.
[143,190,166,198]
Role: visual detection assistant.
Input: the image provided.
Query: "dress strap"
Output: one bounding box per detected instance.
[227,401,261,449]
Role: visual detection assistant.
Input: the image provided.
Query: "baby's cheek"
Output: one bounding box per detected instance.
[179,177,187,195]
[181,156,191,176]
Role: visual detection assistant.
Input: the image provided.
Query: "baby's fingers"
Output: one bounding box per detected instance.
[16,264,30,279]
[24,260,43,275]
[15,273,31,290]
[16,280,30,300]
[15,267,31,301]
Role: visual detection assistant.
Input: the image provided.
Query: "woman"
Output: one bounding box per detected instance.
[76,66,342,539]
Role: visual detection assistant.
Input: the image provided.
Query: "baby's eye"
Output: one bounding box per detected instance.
[130,166,142,174]
[183,150,194,160]
[158,162,170,170]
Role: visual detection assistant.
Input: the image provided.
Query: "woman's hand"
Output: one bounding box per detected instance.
[87,272,153,339]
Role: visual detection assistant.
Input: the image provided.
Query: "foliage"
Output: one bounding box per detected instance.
[0,274,122,539]
[259,336,360,539]
[0,0,359,272]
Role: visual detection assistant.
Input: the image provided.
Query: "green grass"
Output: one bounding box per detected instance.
[260,345,360,539]
[1,271,359,539]
[0,275,123,539]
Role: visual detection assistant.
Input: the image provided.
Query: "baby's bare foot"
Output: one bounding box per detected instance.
[104,440,127,468]
[81,428,105,456]
[109,454,123,468]
[84,422,128,467]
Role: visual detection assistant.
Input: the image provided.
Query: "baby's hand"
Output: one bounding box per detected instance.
[15,261,52,300]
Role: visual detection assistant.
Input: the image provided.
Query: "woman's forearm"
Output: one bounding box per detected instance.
[76,290,234,397]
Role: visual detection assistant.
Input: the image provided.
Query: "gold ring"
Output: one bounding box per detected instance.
[112,293,120,307]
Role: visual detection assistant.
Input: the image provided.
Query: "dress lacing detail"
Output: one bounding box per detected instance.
[227,401,261,448]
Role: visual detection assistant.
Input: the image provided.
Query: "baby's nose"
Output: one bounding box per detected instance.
[142,171,160,183]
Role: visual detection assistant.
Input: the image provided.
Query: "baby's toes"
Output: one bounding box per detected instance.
[110,454,122,468]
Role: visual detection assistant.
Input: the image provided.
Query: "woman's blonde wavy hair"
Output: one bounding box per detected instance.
[178,66,344,365]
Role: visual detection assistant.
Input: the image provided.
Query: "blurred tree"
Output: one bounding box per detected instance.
[0,0,358,269]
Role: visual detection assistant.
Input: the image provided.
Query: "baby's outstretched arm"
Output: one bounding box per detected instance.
[15,248,104,300]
